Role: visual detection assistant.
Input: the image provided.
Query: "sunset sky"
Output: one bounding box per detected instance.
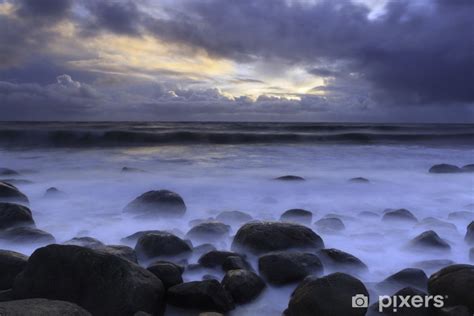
[0,0,473,121]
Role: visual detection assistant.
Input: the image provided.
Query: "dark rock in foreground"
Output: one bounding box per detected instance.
[124,190,186,217]
[147,261,183,289]
[167,280,234,313]
[374,287,429,316]
[408,230,450,252]
[285,273,369,316]
[428,264,474,312]
[316,248,368,274]
[13,244,165,315]
[121,230,163,244]
[135,231,192,261]
[438,305,471,316]
[258,251,323,285]
[0,298,91,316]
[280,209,313,224]
[186,222,230,242]
[0,250,28,291]
[216,211,253,225]
[274,175,305,181]
[232,221,324,255]
[0,181,29,204]
[382,209,418,224]
[377,268,428,292]
[222,269,265,304]
[465,221,474,245]
[198,250,245,270]
[429,164,461,174]
[222,255,252,271]
[0,202,35,230]
[102,245,138,263]
[0,227,55,245]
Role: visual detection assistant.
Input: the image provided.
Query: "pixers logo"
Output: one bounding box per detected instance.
[378,294,445,312]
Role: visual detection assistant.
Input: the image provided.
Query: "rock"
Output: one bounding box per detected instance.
[316,248,368,274]
[202,274,219,281]
[377,268,428,292]
[414,259,454,272]
[193,243,217,256]
[198,250,244,269]
[222,256,252,271]
[418,217,457,232]
[258,251,323,285]
[470,248,474,262]
[285,273,369,316]
[199,313,223,316]
[101,245,138,263]
[121,230,163,244]
[407,230,450,252]
[0,168,19,176]
[123,190,186,217]
[0,298,91,315]
[232,221,324,255]
[382,209,418,224]
[13,244,165,315]
[0,202,35,230]
[274,175,305,181]
[134,312,152,316]
[147,261,183,289]
[44,187,66,198]
[377,287,430,316]
[186,222,230,242]
[314,217,345,233]
[167,280,234,313]
[222,269,265,304]
[448,211,474,221]
[122,167,145,173]
[358,211,380,218]
[349,177,370,183]
[63,237,104,248]
[215,211,253,225]
[428,264,474,312]
[0,181,29,204]
[135,231,192,261]
[0,227,55,245]
[429,164,461,174]
[0,250,28,290]
[0,179,33,185]
[438,305,471,316]
[464,221,474,245]
[461,164,474,172]
[280,209,313,224]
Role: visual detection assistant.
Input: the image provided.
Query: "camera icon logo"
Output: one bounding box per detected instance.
[352,294,369,308]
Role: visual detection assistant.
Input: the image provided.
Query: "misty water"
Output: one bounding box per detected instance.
[0,123,473,315]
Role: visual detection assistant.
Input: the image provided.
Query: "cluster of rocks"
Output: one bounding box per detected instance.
[429,163,474,174]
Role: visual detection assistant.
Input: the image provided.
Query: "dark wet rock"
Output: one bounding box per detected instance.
[382,209,418,224]
[465,221,474,245]
[167,280,234,313]
[0,181,29,204]
[63,237,104,249]
[0,227,55,245]
[198,250,244,269]
[0,202,35,230]
[438,305,471,316]
[258,251,323,285]
[0,168,19,176]
[147,261,183,289]
[202,274,219,281]
[280,209,313,224]
[193,243,217,257]
[377,268,428,292]
[222,269,265,304]
[135,231,192,261]
[122,167,145,173]
[121,230,163,244]
[102,245,137,263]
[44,187,66,198]
[186,222,230,242]
[418,217,457,232]
[429,164,461,174]
[198,312,224,316]
[0,298,91,316]
[285,273,369,316]
[123,190,186,217]
[372,287,429,316]
[13,244,165,315]
[349,177,370,183]
[358,211,380,218]
[428,264,474,312]
[316,248,368,274]
[134,312,152,316]
[314,217,345,233]
[274,175,305,181]
[461,164,474,172]
[222,256,252,272]
[0,250,28,291]
[216,211,253,225]
[232,221,324,255]
[414,259,454,272]
[407,230,450,252]
[448,211,474,221]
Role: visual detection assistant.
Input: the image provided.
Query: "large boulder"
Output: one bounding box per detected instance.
[186,222,230,243]
[429,164,461,174]
[280,209,313,224]
[167,280,234,313]
[0,298,91,316]
[0,202,35,230]
[377,268,428,293]
[0,250,28,290]
[371,287,430,316]
[13,245,165,315]
[124,190,186,217]
[258,251,323,285]
[221,269,265,304]
[316,248,368,274]
[232,221,324,255]
[121,230,163,244]
[464,221,474,245]
[382,209,418,224]
[0,181,29,204]
[428,264,474,312]
[147,261,183,289]
[407,231,450,252]
[134,231,192,261]
[198,250,246,270]
[0,227,55,246]
[285,273,369,316]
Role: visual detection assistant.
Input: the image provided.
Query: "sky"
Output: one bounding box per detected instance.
[0,0,473,122]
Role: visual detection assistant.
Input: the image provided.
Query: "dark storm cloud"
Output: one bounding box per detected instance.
[17,0,72,19]
[148,0,474,105]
